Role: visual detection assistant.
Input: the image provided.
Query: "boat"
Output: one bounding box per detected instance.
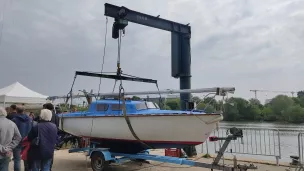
[58,99,223,153]
[52,87,235,153]
[54,87,235,154]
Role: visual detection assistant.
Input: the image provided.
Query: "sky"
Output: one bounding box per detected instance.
[0,0,304,103]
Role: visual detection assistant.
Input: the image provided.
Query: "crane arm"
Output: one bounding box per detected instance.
[104,3,191,35]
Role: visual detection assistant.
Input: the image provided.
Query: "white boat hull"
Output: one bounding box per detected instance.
[59,114,222,146]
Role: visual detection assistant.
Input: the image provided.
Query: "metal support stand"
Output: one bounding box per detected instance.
[208,127,257,171]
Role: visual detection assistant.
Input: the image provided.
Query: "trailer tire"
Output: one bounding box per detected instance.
[91,152,108,171]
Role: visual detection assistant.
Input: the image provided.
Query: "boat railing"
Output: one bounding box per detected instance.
[47,87,236,100]
[200,126,281,166]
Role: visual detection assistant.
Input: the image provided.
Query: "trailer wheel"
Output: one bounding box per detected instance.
[91,152,108,171]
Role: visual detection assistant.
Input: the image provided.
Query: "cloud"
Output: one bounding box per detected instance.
[0,0,304,104]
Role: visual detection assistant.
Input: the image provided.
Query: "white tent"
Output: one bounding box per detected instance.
[0,82,48,106]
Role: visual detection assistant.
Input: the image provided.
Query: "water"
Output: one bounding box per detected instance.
[195,121,304,162]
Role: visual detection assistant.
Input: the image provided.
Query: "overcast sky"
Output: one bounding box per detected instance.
[0,0,303,103]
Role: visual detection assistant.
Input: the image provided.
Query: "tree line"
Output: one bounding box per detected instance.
[139,91,304,124]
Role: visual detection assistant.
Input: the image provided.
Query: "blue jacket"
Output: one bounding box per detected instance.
[11,114,32,140]
[28,121,57,160]
[6,112,18,120]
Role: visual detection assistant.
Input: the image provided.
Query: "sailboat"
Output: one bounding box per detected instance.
[51,87,235,153]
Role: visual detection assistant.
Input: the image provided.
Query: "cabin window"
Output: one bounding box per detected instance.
[146,102,158,109]
[136,103,147,110]
[154,102,160,109]
[111,104,123,111]
[136,102,159,110]
[96,104,108,111]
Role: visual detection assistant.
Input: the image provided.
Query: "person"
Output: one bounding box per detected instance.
[20,136,31,170]
[22,119,38,171]
[42,103,59,170]
[29,112,35,120]
[28,109,57,171]
[0,107,22,171]
[11,106,32,171]
[43,103,59,127]
[7,104,18,120]
[5,107,10,114]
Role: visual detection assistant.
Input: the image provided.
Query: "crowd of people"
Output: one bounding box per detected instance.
[0,103,60,171]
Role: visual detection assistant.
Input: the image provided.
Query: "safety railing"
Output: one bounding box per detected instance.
[199,126,281,165]
[298,133,304,166]
[285,133,304,171]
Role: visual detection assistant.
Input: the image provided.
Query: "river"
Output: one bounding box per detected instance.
[195,121,304,163]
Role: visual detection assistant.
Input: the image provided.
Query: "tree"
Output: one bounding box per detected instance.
[292,97,300,105]
[283,105,304,123]
[203,97,217,106]
[192,96,201,104]
[249,98,263,109]
[297,97,304,108]
[262,107,276,121]
[268,95,294,120]
[249,98,261,106]
[205,105,216,113]
[165,99,180,110]
[247,104,262,120]
[132,96,141,101]
[164,105,172,110]
[230,97,250,120]
[297,91,304,98]
[196,102,206,110]
[195,101,216,113]
[223,102,239,121]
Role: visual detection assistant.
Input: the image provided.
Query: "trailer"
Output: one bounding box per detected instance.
[68,127,257,171]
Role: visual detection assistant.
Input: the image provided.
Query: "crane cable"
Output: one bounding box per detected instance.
[89,17,109,139]
[0,0,9,49]
[115,30,154,149]
[111,29,123,92]
[60,73,77,132]
[97,17,109,95]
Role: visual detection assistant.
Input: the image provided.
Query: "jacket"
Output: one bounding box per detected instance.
[27,121,57,160]
[6,112,18,120]
[21,136,30,160]
[11,114,32,140]
[0,116,22,159]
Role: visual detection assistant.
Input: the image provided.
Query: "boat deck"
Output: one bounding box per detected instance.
[61,99,220,117]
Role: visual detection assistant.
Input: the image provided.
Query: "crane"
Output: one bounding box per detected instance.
[104,3,192,110]
[103,3,194,157]
[250,89,296,99]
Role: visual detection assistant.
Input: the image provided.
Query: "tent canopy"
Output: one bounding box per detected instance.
[0,82,48,104]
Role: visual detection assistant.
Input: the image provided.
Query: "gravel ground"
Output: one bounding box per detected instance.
[8,149,291,171]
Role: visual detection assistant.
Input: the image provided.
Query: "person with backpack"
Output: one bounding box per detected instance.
[11,106,32,171]
[27,109,57,171]
[43,103,59,127]
[42,103,59,171]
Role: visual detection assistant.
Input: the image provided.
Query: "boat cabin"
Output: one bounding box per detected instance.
[88,99,161,115]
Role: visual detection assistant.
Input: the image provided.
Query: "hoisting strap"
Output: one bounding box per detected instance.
[120,86,155,149]
[60,113,64,132]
